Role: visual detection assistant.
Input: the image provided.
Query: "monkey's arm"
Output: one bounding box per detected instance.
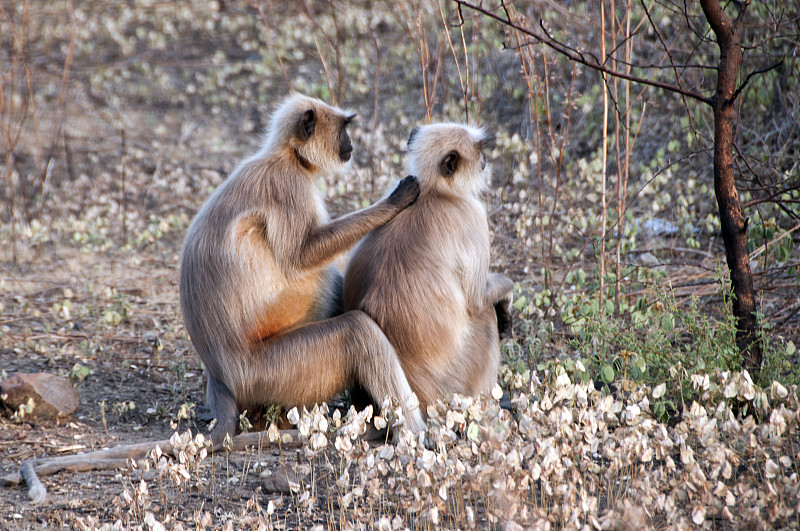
[486,273,514,337]
[484,273,513,307]
[292,176,420,272]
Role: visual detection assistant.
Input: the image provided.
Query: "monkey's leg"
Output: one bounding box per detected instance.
[243,311,426,433]
[206,376,240,447]
[469,304,504,394]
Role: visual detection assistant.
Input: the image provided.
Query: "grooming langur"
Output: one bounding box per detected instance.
[180,93,426,445]
[10,94,426,503]
[343,123,513,414]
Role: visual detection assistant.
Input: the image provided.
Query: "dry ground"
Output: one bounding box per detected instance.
[1,1,799,529]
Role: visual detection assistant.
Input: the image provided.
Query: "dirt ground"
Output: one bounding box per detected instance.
[1,1,799,529]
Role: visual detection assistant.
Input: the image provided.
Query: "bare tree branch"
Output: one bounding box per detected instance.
[732,60,784,101]
[455,0,713,104]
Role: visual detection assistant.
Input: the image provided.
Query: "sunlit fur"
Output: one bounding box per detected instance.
[256,93,353,174]
[344,122,513,413]
[180,93,425,445]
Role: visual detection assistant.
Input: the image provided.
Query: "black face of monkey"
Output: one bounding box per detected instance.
[294,108,354,163]
[339,114,355,162]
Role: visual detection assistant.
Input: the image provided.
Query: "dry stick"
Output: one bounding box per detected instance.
[528,9,574,293]
[437,0,469,121]
[329,0,344,105]
[2,155,16,264]
[507,2,560,289]
[312,34,336,105]
[457,4,474,121]
[610,0,635,312]
[472,12,482,116]
[749,223,800,262]
[0,1,42,169]
[600,0,609,314]
[620,0,633,308]
[511,21,548,287]
[402,2,432,123]
[3,430,302,503]
[542,57,577,293]
[612,0,622,314]
[121,128,127,245]
[35,0,76,221]
[253,0,292,91]
[368,31,382,192]
[0,2,28,263]
[505,1,574,292]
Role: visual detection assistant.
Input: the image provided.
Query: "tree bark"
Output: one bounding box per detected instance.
[700,0,762,375]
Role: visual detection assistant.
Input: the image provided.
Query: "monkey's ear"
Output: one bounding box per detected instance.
[440,151,459,177]
[407,127,420,149]
[344,113,357,125]
[297,109,316,141]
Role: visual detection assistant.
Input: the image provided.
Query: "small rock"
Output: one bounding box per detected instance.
[1,373,80,419]
[261,468,300,494]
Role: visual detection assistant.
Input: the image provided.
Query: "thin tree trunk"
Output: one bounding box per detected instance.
[700,0,762,375]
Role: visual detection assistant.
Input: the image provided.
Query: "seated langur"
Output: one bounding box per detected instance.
[343,123,513,416]
[180,94,427,444]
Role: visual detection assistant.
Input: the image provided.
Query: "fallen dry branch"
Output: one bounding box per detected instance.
[1,429,301,503]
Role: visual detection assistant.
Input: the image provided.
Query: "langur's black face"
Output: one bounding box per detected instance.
[339,114,356,162]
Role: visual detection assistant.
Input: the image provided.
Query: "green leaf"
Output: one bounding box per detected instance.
[653,401,666,422]
[667,139,681,153]
[70,363,90,382]
[661,313,675,331]
[600,365,615,384]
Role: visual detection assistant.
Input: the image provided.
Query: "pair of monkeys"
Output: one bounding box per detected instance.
[15,94,512,503]
[180,94,513,445]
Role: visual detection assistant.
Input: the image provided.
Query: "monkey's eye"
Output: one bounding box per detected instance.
[440,151,459,178]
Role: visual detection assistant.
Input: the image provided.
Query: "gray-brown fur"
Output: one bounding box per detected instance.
[180,93,426,444]
[343,123,513,412]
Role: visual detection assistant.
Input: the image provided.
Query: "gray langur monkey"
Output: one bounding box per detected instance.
[179,93,426,445]
[11,94,432,504]
[343,123,514,415]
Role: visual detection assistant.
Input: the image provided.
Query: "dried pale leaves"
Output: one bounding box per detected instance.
[314,372,799,529]
[86,372,799,529]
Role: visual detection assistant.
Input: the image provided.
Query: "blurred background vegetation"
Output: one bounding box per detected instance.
[1,0,799,401]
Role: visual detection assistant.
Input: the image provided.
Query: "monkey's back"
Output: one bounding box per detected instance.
[344,193,494,406]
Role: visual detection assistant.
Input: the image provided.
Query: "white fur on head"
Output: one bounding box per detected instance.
[406,123,491,198]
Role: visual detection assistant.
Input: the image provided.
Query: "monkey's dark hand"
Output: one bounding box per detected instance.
[494,296,512,338]
[387,175,421,209]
